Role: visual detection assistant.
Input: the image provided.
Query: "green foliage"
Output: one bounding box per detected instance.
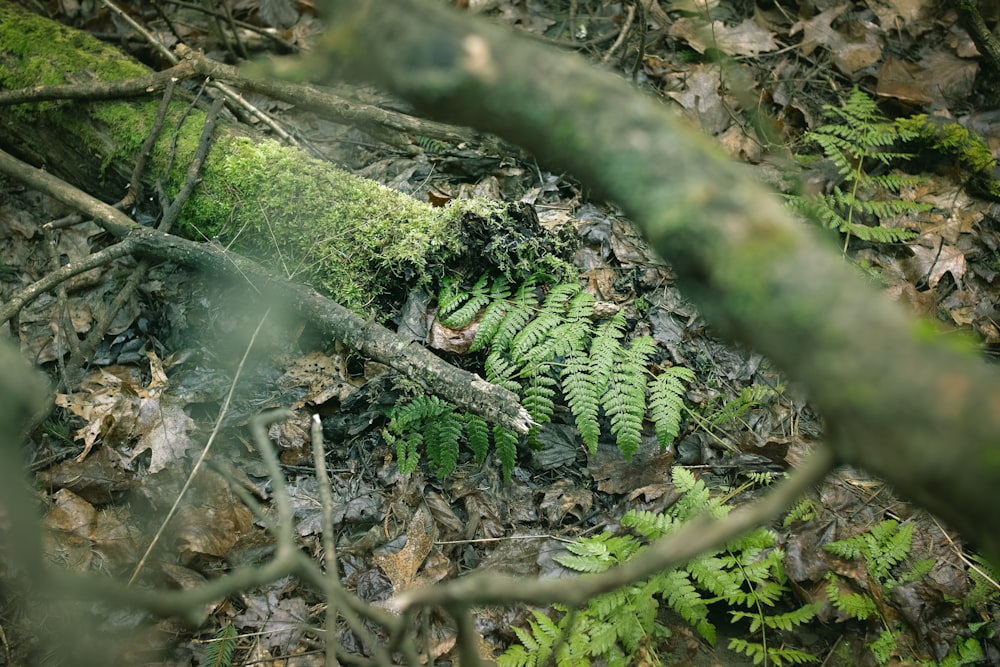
[464,275,693,458]
[500,467,818,666]
[384,396,497,477]
[649,366,697,447]
[707,383,772,428]
[387,274,696,479]
[824,519,913,587]
[789,86,929,251]
[896,114,1000,200]
[964,553,1000,608]
[203,623,238,667]
[782,498,816,527]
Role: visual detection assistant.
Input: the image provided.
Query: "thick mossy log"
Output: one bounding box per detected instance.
[0,3,566,317]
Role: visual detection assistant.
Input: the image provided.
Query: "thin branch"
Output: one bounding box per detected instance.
[393,445,835,610]
[0,147,533,434]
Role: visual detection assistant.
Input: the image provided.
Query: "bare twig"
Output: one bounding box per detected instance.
[0,148,533,434]
[127,309,272,585]
[392,445,835,610]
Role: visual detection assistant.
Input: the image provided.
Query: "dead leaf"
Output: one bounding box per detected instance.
[235,587,309,652]
[792,4,883,77]
[537,479,593,526]
[667,64,730,134]
[374,507,437,593]
[904,243,966,287]
[669,17,777,56]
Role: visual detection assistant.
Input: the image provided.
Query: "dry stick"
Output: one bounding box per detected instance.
[0,243,136,327]
[393,445,835,610]
[212,459,393,658]
[0,148,533,433]
[160,96,226,230]
[66,96,223,382]
[162,0,298,53]
[127,308,272,585]
[310,414,342,667]
[451,605,481,667]
[177,45,477,150]
[0,62,195,106]
[601,2,634,64]
[99,0,301,147]
[123,78,178,212]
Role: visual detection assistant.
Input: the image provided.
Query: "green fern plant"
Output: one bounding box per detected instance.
[456,275,695,458]
[383,395,519,478]
[202,623,238,667]
[500,467,819,666]
[789,86,930,252]
[964,553,1000,608]
[821,518,982,665]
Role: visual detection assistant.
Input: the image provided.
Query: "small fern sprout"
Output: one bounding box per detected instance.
[202,623,239,667]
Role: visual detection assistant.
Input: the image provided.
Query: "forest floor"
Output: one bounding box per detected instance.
[2,1,1000,665]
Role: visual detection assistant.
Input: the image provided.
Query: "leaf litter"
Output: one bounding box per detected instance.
[2,0,1000,663]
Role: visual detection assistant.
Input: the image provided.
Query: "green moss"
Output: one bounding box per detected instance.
[0,4,574,318]
[180,137,463,314]
[897,115,1000,200]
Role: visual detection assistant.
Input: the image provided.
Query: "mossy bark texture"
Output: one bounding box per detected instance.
[0,3,516,316]
[313,0,1000,560]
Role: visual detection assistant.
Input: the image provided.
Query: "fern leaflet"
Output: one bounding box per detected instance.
[648,366,694,448]
[203,623,238,667]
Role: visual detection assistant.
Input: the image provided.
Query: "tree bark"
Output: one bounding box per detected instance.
[306,0,1000,560]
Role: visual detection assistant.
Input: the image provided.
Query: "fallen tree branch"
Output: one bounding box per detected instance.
[393,444,835,610]
[0,147,534,435]
[312,0,1000,561]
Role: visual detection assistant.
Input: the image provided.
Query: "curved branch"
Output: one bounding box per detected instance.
[314,0,1000,561]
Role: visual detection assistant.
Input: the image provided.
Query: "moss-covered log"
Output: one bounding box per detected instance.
[0,3,566,317]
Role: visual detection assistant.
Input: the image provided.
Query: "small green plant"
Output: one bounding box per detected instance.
[964,553,1000,608]
[822,519,982,666]
[383,394,517,479]
[789,86,930,252]
[499,467,819,666]
[706,383,773,429]
[387,275,696,480]
[202,623,239,667]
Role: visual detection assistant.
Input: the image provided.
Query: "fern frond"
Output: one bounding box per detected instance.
[439,273,491,328]
[869,629,899,665]
[493,425,519,481]
[622,508,675,540]
[485,350,523,394]
[965,553,1000,608]
[562,347,602,454]
[648,366,694,448]
[825,574,877,620]
[729,638,818,666]
[496,644,533,667]
[522,372,558,426]
[783,498,816,527]
[424,406,463,477]
[556,532,641,572]
[469,277,513,351]
[464,413,490,464]
[660,569,715,644]
[687,555,738,597]
[604,327,652,459]
[203,623,239,667]
[511,282,581,361]
[491,276,539,352]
